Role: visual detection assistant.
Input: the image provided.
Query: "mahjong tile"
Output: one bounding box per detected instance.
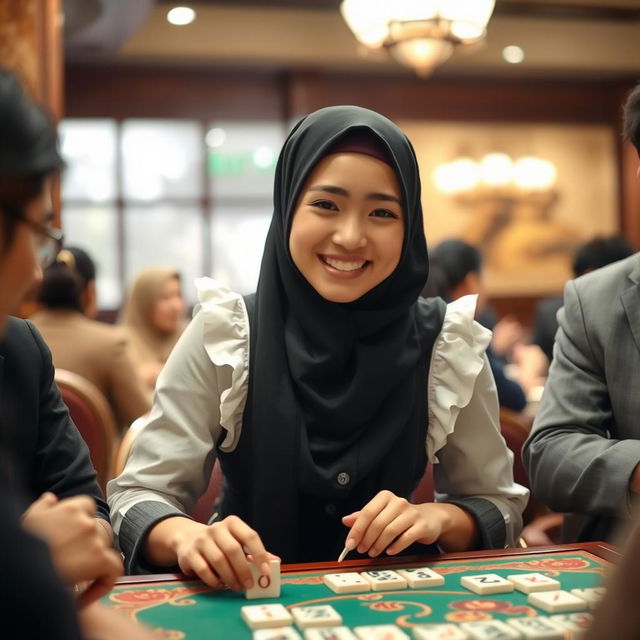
[396,567,445,588]
[291,605,342,629]
[242,603,293,629]
[246,559,282,599]
[460,574,514,595]
[304,627,358,640]
[507,616,565,638]
[412,623,469,639]
[459,620,520,639]
[323,572,371,594]
[570,587,606,610]
[353,624,410,639]
[360,570,408,592]
[253,628,302,640]
[548,612,593,639]
[507,572,561,594]
[528,590,589,614]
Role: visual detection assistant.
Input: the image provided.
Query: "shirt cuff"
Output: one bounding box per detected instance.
[118,500,192,574]
[445,497,507,549]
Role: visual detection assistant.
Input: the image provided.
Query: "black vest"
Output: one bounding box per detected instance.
[215,295,446,562]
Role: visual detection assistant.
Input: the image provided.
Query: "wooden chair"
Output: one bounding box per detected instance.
[54,368,118,492]
[498,407,562,546]
[113,416,224,524]
[412,407,561,546]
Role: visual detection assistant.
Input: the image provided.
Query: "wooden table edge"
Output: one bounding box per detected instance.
[114,541,620,586]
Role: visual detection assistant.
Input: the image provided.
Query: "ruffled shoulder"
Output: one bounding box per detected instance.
[193,277,250,452]
[427,294,492,463]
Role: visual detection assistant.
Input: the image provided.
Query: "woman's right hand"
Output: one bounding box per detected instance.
[147,515,275,591]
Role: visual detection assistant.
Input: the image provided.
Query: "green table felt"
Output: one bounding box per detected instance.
[103,543,618,639]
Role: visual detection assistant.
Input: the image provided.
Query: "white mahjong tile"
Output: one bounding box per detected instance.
[570,587,606,610]
[412,623,470,639]
[323,572,371,594]
[360,570,408,592]
[507,616,565,639]
[396,567,445,588]
[459,620,520,639]
[353,624,410,639]
[460,574,514,595]
[549,613,593,639]
[507,572,561,594]
[291,605,343,629]
[242,603,293,629]
[253,628,302,640]
[246,559,282,599]
[304,627,358,640]
[528,590,589,614]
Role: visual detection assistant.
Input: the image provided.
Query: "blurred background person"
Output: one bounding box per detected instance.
[429,238,547,412]
[532,234,635,363]
[119,266,186,399]
[31,246,150,430]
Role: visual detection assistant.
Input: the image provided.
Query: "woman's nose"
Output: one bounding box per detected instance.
[333,216,366,250]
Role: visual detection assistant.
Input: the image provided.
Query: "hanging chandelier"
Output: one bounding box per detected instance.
[340,0,496,76]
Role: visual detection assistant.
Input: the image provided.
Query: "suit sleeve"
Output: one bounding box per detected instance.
[523,280,640,517]
[27,321,110,523]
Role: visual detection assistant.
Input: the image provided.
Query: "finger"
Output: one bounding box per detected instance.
[77,574,114,609]
[199,535,244,591]
[367,511,416,557]
[182,552,224,590]
[386,522,436,555]
[63,495,97,517]
[344,491,393,553]
[226,517,270,577]
[36,491,58,506]
[341,511,360,526]
[358,499,409,555]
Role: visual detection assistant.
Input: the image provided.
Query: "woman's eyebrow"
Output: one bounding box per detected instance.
[308,185,401,205]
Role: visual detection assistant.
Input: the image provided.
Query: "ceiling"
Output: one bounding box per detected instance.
[65,1,640,79]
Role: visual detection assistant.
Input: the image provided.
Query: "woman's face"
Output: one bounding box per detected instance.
[289,152,405,303]
[150,276,185,334]
[0,189,49,334]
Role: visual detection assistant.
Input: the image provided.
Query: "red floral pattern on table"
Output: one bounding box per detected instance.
[446,611,492,623]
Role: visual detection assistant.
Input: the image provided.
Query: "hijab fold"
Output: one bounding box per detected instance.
[220,106,445,562]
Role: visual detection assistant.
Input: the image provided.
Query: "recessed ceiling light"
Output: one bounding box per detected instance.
[167,6,196,26]
[502,45,524,64]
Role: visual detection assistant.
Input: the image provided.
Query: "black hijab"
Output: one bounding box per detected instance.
[223,106,445,561]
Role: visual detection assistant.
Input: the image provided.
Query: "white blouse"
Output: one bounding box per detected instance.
[108,278,528,550]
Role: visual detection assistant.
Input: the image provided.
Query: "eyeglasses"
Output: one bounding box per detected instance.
[2,203,64,269]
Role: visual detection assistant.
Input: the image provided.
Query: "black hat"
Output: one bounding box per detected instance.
[0,68,63,174]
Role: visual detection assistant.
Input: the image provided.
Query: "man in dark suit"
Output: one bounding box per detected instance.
[524,83,640,545]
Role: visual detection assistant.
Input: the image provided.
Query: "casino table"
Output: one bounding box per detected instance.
[102,542,619,639]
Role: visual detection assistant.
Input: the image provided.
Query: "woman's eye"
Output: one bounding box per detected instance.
[310,200,337,211]
[370,209,399,219]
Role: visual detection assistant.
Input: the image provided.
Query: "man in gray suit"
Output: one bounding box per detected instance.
[523,82,640,543]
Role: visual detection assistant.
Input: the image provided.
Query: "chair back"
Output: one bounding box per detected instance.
[54,368,118,492]
[113,415,147,477]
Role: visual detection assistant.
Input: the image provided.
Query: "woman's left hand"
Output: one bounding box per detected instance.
[341,490,450,558]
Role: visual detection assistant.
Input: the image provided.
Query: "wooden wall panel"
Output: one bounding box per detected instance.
[65,66,285,120]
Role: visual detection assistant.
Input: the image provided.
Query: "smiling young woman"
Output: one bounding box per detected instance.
[109,105,527,593]
[289,151,404,304]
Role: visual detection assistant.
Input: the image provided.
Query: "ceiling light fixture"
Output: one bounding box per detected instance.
[340,0,496,77]
[167,6,196,26]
